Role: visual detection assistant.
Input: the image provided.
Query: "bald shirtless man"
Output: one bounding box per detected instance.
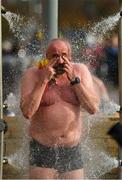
[20,38,100,179]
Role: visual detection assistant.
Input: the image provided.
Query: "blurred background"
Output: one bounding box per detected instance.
[1,0,119,102]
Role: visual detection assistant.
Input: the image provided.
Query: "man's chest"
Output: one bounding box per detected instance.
[40,84,79,106]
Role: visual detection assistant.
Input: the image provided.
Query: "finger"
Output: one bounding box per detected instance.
[49,66,56,74]
[48,59,58,67]
[51,67,57,76]
[64,67,71,73]
[64,68,72,81]
[63,56,70,64]
[64,63,72,69]
[65,60,72,67]
[64,67,68,72]
[64,65,73,75]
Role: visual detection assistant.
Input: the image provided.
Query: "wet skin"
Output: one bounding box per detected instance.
[20,40,99,179]
[21,41,83,146]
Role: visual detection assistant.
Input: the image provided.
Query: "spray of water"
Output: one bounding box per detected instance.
[89,13,119,41]
[81,137,119,179]
[63,13,120,64]
[2,11,120,179]
[2,11,39,43]
[81,100,120,178]
[7,114,30,178]
[2,11,120,62]
[2,11,47,59]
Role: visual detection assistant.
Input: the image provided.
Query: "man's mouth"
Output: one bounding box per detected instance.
[53,64,65,75]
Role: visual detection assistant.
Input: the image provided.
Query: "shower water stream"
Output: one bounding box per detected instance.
[89,13,119,41]
[2,11,121,179]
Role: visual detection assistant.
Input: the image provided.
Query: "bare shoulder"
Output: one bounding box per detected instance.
[72,63,93,85]
[23,66,38,76]
[21,67,39,83]
[73,63,90,74]
[22,66,39,80]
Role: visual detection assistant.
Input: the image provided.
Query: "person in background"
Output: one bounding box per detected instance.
[92,75,109,102]
[105,33,118,86]
[20,38,99,179]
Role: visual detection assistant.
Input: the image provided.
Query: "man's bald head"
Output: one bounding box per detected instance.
[46,38,72,59]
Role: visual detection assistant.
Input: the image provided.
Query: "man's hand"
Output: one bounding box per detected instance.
[41,59,57,82]
[63,56,75,81]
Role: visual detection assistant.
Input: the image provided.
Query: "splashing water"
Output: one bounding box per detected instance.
[3,12,24,41]
[82,141,119,179]
[2,10,121,179]
[5,99,120,179]
[81,100,120,179]
[2,11,120,61]
[63,12,120,63]
[6,118,30,178]
[88,13,120,42]
[2,11,47,58]
[82,100,120,134]
[2,11,38,42]
[79,13,120,66]
[97,100,120,118]
[2,12,19,28]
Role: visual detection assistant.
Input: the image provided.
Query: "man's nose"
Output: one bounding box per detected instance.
[58,56,64,63]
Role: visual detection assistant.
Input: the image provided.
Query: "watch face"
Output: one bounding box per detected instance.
[53,63,65,75]
[76,77,80,83]
[70,77,80,85]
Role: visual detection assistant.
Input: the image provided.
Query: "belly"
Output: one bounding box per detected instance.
[32,101,80,131]
[30,102,82,146]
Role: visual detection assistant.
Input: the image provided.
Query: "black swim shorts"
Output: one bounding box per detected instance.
[29,139,83,173]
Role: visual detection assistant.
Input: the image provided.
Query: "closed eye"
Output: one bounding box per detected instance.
[52,54,59,58]
[62,53,67,57]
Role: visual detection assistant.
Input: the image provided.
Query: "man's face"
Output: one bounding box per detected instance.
[46,41,70,75]
[51,51,68,75]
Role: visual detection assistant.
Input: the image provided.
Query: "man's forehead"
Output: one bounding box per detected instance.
[49,41,68,49]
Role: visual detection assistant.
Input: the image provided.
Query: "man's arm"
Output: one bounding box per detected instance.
[71,64,100,114]
[20,68,48,119]
[20,60,57,119]
[64,58,100,114]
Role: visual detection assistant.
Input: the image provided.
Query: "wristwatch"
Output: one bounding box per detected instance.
[70,77,80,86]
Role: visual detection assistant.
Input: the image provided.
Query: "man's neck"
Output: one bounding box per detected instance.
[55,73,69,85]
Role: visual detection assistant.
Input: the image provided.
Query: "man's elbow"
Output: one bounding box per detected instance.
[89,97,100,114]
[23,111,32,119]
[22,108,33,119]
[84,103,99,115]
[89,106,99,114]
[20,103,32,119]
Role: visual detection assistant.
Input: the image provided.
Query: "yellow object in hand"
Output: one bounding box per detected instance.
[37,59,49,69]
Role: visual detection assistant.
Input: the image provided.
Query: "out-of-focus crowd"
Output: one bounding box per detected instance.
[84,32,118,87]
